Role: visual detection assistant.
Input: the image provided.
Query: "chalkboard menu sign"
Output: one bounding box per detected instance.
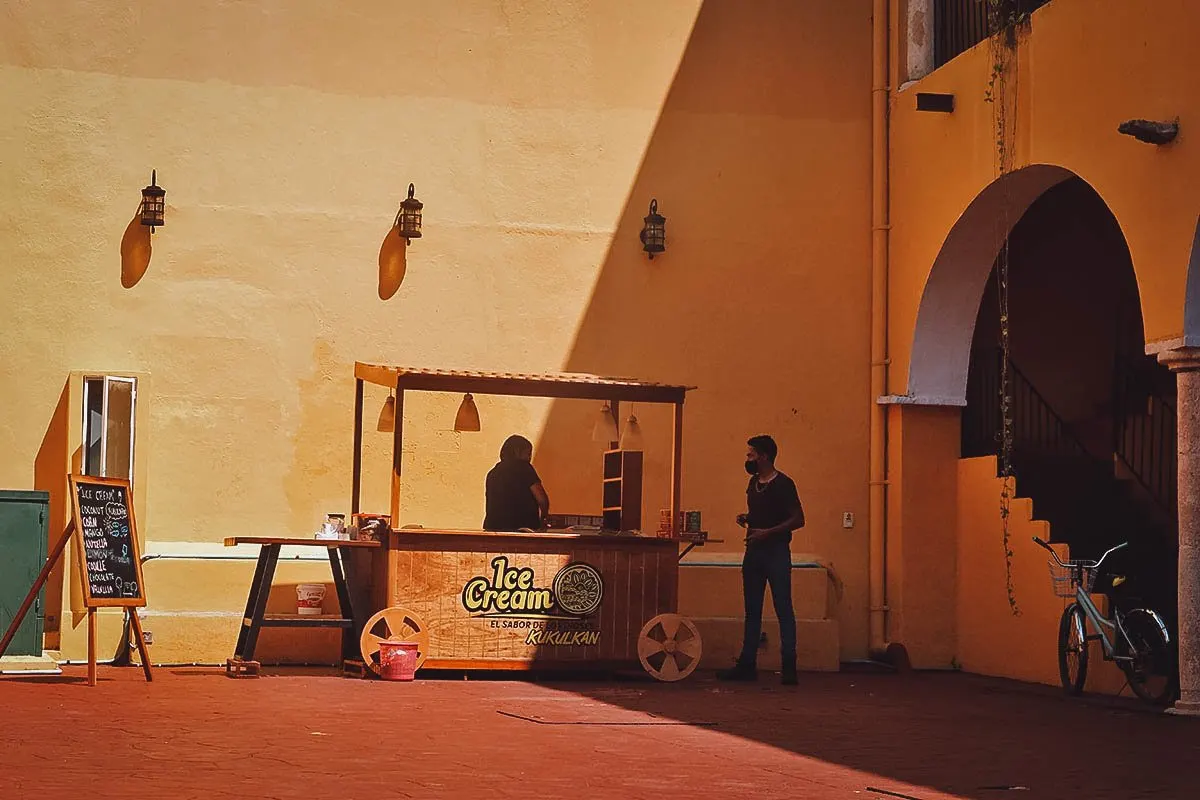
[69,475,146,608]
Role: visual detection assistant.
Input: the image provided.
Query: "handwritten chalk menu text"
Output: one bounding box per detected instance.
[70,476,146,607]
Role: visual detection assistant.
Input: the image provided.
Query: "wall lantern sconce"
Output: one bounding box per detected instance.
[639,199,666,259]
[394,183,423,244]
[1118,118,1179,146]
[454,394,480,432]
[140,170,166,232]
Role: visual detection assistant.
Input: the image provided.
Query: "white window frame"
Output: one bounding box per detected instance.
[82,375,138,483]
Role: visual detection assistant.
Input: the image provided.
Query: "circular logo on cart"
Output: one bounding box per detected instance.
[552,562,604,617]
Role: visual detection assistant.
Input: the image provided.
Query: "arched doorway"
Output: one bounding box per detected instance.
[910,166,1178,629]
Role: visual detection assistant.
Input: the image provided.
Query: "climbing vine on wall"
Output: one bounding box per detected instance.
[985,0,1029,617]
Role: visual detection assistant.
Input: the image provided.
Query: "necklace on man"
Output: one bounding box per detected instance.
[753,472,777,493]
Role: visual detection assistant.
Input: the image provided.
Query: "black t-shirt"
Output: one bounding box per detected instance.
[746,471,803,545]
[484,459,542,531]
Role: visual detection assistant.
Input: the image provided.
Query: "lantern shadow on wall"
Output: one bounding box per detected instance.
[378,225,408,300]
[120,208,152,288]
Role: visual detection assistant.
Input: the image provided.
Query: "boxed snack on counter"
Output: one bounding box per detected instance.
[351,513,392,542]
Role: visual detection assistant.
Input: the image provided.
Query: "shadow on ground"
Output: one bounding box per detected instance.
[5,666,1197,800]
[542,670,1200,799]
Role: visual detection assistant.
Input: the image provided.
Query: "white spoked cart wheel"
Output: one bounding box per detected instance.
[638,613,702,682]
[359,606,430,675]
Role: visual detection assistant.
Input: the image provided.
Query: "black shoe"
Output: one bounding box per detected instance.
[781,665,798,686]
[717,664,758,682]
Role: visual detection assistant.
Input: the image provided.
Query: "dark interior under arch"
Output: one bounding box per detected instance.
[962,177,1179,628]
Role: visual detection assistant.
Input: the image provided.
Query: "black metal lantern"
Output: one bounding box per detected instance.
[394,183,423,243]
[639,198,665,259]
[140,170,165,231]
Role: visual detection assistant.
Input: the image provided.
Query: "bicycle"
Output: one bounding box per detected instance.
[1032,536,1177,706]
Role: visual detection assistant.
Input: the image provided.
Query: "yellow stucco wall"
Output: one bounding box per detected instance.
[890,0,1200,394]
[1,1,874,664]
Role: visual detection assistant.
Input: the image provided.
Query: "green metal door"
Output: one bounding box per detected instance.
[0,490,49,657]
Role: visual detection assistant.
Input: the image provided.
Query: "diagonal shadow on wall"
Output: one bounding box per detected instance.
[529,0,874,682]
[533,0,876,654]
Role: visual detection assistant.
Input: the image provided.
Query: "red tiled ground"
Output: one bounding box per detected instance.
[3,666,1197,799]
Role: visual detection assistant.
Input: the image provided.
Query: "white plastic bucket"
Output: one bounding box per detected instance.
[296,583,327,616]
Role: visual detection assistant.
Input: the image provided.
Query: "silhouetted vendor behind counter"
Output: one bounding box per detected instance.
[483,435,550,531]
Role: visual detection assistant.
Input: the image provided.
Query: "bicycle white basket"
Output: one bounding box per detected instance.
[1047,559,1097,597]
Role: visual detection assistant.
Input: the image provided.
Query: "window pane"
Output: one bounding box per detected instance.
[104,378,135,482]
[84,378,104,476]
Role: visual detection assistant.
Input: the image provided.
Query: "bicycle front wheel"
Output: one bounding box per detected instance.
[1058,603,1088,695]
[1119,608,1177,706]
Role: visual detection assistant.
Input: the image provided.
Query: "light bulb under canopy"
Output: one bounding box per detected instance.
[377,393,396,433]
[454,393,481,432]
[619,412,644,451]
[592,402,619,443]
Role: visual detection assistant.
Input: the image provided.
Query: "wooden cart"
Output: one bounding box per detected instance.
[349,363,708,681]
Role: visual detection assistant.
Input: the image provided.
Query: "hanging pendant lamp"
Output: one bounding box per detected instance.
[619,409,644,451]
[454,393,481,432]
[377,392,396,433]
[592,402,619,443]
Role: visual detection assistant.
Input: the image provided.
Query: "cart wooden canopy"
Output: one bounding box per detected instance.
[350,362,694,532]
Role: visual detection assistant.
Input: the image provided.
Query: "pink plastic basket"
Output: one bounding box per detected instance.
[378,640,419,681]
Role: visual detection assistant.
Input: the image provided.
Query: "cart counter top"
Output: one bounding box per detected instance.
[387,528,697,545]
[224,536,381,548]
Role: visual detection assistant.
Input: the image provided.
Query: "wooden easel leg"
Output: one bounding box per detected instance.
[87,608,97,686]
[128,610,153,682]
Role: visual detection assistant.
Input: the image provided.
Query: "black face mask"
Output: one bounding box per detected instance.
[745,460,759,475]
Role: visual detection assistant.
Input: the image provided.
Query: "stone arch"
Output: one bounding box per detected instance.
[906,164,1112,406]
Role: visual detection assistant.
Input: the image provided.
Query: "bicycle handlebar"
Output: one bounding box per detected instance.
[1031,536,1058,559]
[1031,536,1128,569]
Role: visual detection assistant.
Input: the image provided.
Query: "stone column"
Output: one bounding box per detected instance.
[1160,347,1200,714]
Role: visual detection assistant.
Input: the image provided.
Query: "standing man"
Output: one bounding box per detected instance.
[718,434,804,685]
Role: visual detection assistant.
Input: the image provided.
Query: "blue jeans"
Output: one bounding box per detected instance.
[738,539,796,667]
